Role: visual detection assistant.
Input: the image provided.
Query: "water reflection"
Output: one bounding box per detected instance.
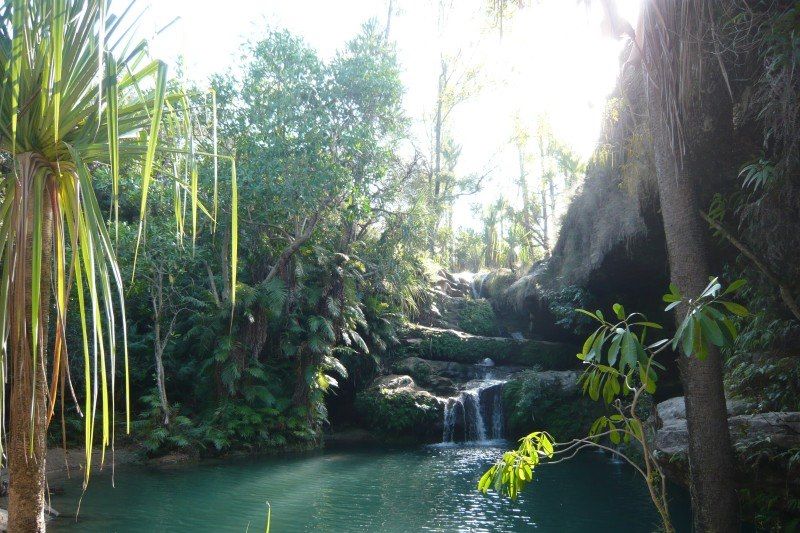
[51,443,691,532]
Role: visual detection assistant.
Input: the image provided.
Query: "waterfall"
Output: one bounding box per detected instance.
[471,273,486,299]
[442,380,505,444]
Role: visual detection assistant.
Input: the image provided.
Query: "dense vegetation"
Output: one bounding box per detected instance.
[2,0,799,531]
[82,23,434,455]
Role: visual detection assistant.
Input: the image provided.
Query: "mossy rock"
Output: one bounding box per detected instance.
[475,269,517,299]
[391,357,457,396]
[502,370,606,441]
[456,299,499,337]
[353,375,443,442]
[399,324,577,370]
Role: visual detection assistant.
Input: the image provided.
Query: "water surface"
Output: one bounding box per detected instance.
[51,443,691,532]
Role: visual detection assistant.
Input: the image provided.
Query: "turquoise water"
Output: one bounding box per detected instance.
[51,442,691,532]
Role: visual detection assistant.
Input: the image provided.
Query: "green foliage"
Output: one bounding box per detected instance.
[37,20,431,459]
[722,271,800,412]
[477,432,554,499]
[543,285,596,336]
[457,299,499,337]
[739,158,776,191]
[353,388,441,441]
[502,370,603,440]
[479,279,748,533]
[664,278,747,359]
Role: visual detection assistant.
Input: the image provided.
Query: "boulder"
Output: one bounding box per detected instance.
[654,396,771,456]
[353,375,444,443]
[654,396,800,512]
[473,269,517,300]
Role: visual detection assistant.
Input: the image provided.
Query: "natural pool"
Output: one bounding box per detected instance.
[50,442,691,532]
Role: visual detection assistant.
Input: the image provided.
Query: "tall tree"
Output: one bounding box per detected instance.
[640,1,739,529]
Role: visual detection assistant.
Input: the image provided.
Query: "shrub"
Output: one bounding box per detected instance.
[457,299,500,337]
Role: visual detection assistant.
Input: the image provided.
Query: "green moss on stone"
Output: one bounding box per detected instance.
[400,325,577,369]
[502,370,605,441]
[353,388,441,442]
[480,269,517,299]
[457,299,499,337]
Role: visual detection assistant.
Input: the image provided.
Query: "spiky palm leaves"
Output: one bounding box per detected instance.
[0,2,230,517]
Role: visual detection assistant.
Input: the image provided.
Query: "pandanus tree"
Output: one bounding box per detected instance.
[0,1,233,530]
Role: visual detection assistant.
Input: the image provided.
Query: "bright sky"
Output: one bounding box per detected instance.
[135,0,640,230]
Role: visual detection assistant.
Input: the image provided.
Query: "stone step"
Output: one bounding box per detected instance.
[397,323,577,370]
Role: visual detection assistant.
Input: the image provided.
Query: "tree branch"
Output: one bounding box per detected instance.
[700,210,800,322]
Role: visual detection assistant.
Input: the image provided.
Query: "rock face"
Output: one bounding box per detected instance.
[654,396,800,506]
[502,370,604,441]
[418,293,500,337]
[653,396,789,456]
[352,273,579,445]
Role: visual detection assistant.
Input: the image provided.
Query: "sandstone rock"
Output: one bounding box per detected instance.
[654,396,776,456]
[654,396,800,497]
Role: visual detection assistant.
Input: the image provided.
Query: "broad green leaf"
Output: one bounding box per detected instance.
[698,311,725,347]
[582,328,599,357]
[607,333,621,366]
[620,331,636,371]
[719,300,748,317]
[681,316,695,356]
[722,279,747,296]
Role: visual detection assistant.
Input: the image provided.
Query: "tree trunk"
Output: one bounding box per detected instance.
[153,321,170,426]
[518,145,535,251]
[8,155,55,532]
[648,82,740,532]
[539,186,549,256]
[429,58,446,255]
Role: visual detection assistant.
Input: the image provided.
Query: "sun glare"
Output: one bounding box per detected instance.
[142,0,640,230]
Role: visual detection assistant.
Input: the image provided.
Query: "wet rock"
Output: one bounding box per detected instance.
[148,452,197,467]
[324,428,379,447]
[392,356,523,387]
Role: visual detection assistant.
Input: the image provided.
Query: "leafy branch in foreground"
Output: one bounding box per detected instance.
[478,277,748,533]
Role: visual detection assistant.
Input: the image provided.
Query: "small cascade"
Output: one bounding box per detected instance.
[463,389,487,441]
[471,273,487,299]
[442,379,505,443]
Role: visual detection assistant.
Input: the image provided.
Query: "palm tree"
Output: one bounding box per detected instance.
[0,1,233,529]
